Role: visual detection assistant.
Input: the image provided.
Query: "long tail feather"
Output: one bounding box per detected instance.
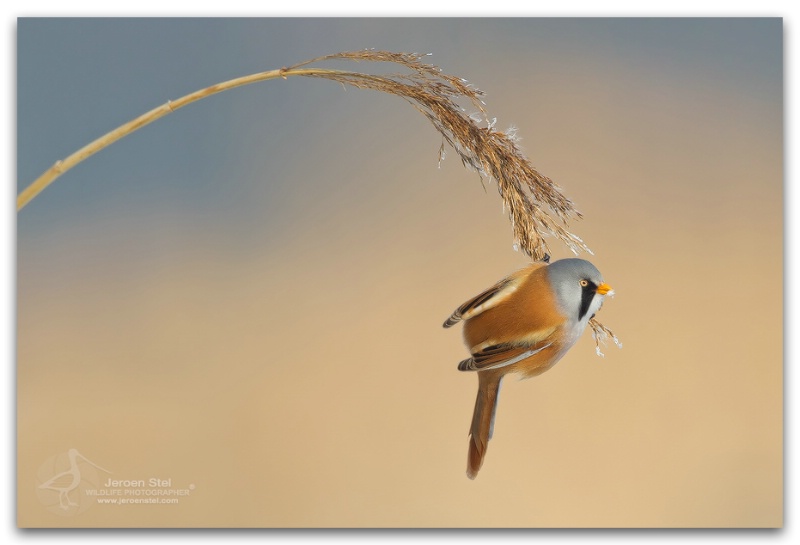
[467,372,502,479]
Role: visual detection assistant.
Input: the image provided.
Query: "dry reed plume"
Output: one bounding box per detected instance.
[17,49,619,350]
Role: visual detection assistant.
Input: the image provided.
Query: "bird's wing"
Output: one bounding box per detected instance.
[443,273,528,328]
[457,341,553,371]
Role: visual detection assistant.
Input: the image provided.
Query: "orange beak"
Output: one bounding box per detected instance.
[596,282,614,296]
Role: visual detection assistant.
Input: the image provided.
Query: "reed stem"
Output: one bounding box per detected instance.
[17,67,340,211]
[17,50,619,353]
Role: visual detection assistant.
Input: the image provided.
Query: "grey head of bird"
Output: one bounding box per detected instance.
[546,258,613,324]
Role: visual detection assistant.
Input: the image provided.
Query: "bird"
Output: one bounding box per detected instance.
[38,448,111,510]
[443,258,613,479]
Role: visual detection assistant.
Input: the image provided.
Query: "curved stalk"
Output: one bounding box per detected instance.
[18,66,331,211]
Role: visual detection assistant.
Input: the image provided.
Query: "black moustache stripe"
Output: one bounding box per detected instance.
[578,284,596,321]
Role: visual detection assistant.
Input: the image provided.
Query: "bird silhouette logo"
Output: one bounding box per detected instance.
[36,448,111,515]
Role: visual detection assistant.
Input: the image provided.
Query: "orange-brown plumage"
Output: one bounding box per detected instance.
[462,263,567,377]
[467,371,502,479]
[445,258,613,479]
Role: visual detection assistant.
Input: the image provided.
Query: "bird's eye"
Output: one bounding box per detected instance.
[579,279,589,287]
